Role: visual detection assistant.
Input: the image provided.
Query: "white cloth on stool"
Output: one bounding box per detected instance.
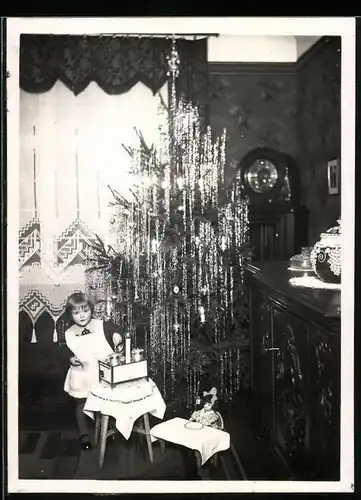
[150,417,231,466]
[83,377,166,439]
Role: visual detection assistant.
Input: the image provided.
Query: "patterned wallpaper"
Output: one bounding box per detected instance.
[209,63,297,186]
[297,37,341,244]
[208,38,341,246]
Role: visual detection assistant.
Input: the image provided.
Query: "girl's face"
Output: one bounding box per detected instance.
[204,402,213,412]
[71,303,92,327]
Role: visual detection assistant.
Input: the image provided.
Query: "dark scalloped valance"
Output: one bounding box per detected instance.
[19,34,209,112]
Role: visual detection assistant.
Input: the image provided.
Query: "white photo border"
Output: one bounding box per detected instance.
[6,16,356,494]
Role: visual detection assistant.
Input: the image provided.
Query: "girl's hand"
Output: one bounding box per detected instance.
[70,356,83,367]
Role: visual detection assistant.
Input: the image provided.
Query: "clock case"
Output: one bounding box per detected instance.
[238,147,308,261]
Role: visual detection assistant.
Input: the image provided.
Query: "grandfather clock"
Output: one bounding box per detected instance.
[238,147,308,261]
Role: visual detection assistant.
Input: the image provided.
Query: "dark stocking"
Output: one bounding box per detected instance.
[75,398,89,436]
[75,398,93,450]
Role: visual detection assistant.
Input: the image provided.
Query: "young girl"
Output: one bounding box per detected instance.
[63,291,124,450]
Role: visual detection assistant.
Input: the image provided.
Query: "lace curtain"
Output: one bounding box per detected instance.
[18,35,209,344]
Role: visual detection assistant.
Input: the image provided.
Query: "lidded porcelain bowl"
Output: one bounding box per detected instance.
[310,219,341,284]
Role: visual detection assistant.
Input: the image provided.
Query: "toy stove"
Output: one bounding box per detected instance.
[98,349,147,388]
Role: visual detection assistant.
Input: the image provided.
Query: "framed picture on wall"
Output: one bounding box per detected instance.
[327,158,340,195]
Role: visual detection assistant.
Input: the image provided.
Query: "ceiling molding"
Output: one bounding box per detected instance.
[296,36,341,69]
[295,36,321,58]
[208,61,296,75]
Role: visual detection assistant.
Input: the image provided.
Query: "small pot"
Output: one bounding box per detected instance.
[310,219,341,284]
[108,353,123,367]
[132,348,144,362]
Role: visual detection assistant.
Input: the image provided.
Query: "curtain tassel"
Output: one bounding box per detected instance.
[53,326,58,343]
[31,327,37,343]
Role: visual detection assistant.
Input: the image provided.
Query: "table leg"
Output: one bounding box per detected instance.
[142,413,154,463]
[99,414,109,469]
[160,439,166,456]
[94,412,101,446]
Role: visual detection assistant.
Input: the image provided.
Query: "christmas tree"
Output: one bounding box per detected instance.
[85,40,250,407]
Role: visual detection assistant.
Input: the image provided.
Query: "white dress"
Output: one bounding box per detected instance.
[190,408,220,428]
[63,319,114,399]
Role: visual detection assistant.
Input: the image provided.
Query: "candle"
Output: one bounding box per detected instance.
[125,332,131,364]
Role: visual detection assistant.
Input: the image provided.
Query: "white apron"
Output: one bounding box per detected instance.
[63,319,114,399]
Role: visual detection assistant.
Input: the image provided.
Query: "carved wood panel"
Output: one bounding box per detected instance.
[250,288,273,436]
[308,327,340,478]
[272,306,309,465]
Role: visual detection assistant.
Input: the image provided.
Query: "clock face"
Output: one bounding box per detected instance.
[246,159,279,194]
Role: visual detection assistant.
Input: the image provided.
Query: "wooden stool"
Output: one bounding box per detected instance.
[95,412,154,469]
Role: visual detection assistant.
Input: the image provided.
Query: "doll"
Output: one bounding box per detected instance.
[189,387,223,429]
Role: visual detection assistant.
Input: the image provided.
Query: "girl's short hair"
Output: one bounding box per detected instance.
[65,292,94,318]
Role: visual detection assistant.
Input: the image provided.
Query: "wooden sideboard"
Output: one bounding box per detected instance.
[246,261,340,480]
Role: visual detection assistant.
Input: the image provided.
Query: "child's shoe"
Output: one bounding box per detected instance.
[79,434,93,451]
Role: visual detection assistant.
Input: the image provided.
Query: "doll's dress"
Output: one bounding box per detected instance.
[64,319,114,399]
[189,408,220,428]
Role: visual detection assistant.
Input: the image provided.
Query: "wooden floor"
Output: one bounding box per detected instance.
[18,425,241,480]
[18,377,290,481]
[19,428,192,480]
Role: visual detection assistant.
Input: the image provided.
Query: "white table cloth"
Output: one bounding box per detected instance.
[84,377,166,440]
[150,417,231,466]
